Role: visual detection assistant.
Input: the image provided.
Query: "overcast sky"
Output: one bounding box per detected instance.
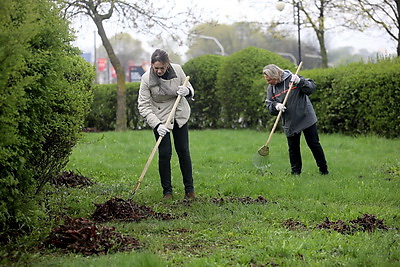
[71,0,396,61]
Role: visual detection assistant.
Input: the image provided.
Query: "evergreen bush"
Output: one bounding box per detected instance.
[0,0,94,234]
[183,54,225,129]
[86,51,399,138]
[215,47,294,128]
[85,82,145,131]
[304,57,400,138]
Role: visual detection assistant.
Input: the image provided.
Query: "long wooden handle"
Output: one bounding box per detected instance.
[264,62,303,146]
[132,76,190,195]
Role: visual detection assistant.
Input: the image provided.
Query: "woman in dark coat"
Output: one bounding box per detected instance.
[263,64,328,175]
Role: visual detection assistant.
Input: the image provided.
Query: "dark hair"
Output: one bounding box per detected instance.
[151,49,170,64]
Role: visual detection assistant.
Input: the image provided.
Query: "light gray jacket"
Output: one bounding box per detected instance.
[138,63,194,129]
[265,70,317,137]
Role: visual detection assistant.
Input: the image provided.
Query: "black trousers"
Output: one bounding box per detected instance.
[153,122,194,195]
[286,123,328,174]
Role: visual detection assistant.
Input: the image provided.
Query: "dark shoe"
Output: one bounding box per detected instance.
[163,193,173,200]
[184,192,196,199]
[320,170,329,175]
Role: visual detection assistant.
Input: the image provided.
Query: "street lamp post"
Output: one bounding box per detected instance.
[192,34,226,56]
[276,0,302,64]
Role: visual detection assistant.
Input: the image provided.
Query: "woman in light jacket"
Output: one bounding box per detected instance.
[138,49,196,200]
[263,64,328,175]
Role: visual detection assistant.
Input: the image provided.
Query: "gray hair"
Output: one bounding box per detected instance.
[263,64,284,82]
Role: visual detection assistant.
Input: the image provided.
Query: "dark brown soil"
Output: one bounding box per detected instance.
[316,213,389,234]
[91,197,177,222]
[43,217,140,255]
[283,214,389,234]
[282,218,308,231]
[210,195,271,204]
[52,171,95,188]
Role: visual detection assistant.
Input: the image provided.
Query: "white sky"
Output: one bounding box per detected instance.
[71,0,397,61]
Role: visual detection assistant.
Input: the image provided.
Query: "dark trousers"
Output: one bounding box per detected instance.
[153,122,194,195]
[287,123,328,174]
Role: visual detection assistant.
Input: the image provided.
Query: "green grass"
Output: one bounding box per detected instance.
[7,130,400,266]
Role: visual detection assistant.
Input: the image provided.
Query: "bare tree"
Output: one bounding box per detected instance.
[58,0,198,131]
[299,0,366,68]
[357,0,400,56]
[271,0,371,68]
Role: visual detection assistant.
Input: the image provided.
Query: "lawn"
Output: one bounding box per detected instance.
[14,130,400,266]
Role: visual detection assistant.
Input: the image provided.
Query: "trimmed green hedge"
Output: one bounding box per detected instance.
[215,47,294,129]
[85,82,145,131]
[304,57,400,138]
[86,51,400,138]
[183,54,225,129]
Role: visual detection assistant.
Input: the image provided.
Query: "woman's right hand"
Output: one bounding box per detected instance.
[275,103,286,112]
[157,124,170,137]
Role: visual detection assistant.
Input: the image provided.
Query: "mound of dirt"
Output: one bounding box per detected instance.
[44,217,140,255]
[316,213,389,234]
[52,171,95,188]
[91,197,176,222]
[282,218,308,231]
[283,214,389,234]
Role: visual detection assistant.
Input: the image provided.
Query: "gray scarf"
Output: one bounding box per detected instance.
[149,64,178,95]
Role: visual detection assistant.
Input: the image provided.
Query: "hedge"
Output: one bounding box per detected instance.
[85,82,145,131]
[214,47,294,129]
[85,51,400,138]
[304,57,400,138]
[182,54,225,129]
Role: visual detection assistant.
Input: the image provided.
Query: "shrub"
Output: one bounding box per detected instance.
[85,84,118,131]
[183,54,225,129]
[0,0,95,234]
[215,47,294,129]
[86,51,400,138]
[85,82,145,131]
[304,57,400,138]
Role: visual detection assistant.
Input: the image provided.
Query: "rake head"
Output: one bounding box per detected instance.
[257,145,269,156]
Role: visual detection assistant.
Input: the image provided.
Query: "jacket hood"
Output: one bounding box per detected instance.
[282,70,292,81]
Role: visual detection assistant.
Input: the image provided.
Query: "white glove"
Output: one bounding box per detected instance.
[157,124,170,137]
[177,86,190,96]
[290,74,300,84]
[275,103,286,112]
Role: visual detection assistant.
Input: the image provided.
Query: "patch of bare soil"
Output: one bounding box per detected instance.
[283,214,389,234]
[316,213,389,234]
[91,197,177,222]
[43,217,140,255]
[210,195,271,204]
[282,218,308,231]
[52,171,95,188]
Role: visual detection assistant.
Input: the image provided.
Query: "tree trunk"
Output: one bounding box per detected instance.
[93,19,127,131]
[397,30,400,57]
[317,30,328,68]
